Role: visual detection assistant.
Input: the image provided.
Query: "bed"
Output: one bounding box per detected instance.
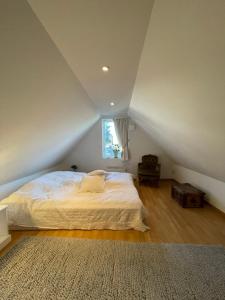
[0,171,149,232]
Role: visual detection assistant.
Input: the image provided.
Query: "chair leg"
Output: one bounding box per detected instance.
[138,176,142,184]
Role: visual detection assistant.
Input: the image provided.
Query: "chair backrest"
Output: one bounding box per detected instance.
[142,155,158,167]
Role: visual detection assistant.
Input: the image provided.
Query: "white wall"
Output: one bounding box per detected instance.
[61,119,173,178]
[173,165,225,213]
[130,0,225,182]
[0,0,99,185]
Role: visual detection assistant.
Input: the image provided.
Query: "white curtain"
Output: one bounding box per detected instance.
[113,117,129,161]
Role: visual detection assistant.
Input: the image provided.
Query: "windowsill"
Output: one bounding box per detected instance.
[102,158,122,160]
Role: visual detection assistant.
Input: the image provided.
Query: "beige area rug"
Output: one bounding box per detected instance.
[0,237,225,299]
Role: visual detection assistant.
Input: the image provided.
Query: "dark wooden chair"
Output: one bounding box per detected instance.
[138,155,161,186]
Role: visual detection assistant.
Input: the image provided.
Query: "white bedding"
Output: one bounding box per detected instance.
[0,171,149,231]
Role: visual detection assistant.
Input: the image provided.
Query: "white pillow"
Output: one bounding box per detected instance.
[88,170,107,176]
[79,175,105,193]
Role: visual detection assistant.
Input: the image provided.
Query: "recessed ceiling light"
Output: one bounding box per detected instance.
[102,66,110,72]
[110,102,115,106]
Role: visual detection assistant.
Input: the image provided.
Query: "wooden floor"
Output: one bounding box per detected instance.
[1,180,225,255]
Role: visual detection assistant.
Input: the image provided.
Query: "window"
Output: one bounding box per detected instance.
[102,119,121,159]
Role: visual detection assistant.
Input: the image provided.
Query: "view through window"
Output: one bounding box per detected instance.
[102,119,121,159]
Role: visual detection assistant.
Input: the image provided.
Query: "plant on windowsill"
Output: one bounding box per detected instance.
[112,144,121,159]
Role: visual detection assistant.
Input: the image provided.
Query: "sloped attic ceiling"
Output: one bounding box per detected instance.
[0,0,99,184]
[130,0,225,182]
[2,0,224,187]
[27,0,154,114]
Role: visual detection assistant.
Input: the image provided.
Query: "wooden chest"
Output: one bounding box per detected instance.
[171,183,205,208]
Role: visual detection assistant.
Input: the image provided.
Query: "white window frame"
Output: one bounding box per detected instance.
[101,119,121,160]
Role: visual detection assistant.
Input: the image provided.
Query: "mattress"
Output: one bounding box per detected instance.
[0,171,149,231]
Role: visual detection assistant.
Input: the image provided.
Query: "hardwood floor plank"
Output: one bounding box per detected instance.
[1,180,225,256]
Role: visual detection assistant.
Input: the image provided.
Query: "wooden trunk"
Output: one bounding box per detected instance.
[171,183,205,208]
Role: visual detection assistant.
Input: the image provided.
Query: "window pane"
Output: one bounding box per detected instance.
[102,119,121,159]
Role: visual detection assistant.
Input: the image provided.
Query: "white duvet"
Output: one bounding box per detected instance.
[1,171,148,231]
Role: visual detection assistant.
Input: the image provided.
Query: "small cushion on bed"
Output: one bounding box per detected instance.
[79,175,105,193]
[88,170,107,176]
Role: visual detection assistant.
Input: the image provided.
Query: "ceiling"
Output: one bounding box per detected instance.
[28,0,154,115]
[3,0,224,188]
[130,0,225,182]
[0,0,98,184]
